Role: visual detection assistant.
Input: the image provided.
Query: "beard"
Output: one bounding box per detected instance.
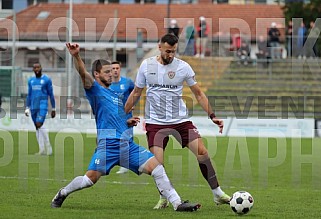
[161,55,173,65]
[34,69,42,78]
[100,77,112,87]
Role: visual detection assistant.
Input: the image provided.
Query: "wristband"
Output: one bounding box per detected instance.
[209,113,216,120]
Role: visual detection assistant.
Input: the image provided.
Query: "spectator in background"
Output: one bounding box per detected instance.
[237,41,251,65]
[256,35,269,59]
[195,16,208,58]
[268,22,281,59]
[306,21,320,58]
[286,20,293,57]
[168,19,180,38]
[256,35,270,69]
[184,20,195,56]
[297,21,307,58]
[168,19,180,54]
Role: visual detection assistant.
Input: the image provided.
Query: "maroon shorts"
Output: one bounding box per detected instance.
[145,121,201,149]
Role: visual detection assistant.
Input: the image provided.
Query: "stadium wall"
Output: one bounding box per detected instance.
[0,114,315,138]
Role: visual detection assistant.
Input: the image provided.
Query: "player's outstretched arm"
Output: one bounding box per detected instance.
[125,86,143,113]
[190,84,223,133]
[66,43,94,89]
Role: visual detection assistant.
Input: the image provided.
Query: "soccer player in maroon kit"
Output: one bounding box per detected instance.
[125,33,230,209]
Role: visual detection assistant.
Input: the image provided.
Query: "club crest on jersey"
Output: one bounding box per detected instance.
[168,71,175,79]
[40,80,45,84]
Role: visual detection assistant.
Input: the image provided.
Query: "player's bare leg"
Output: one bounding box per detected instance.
[150,146,164,164]
[150,146,169,209]
[187,138,230,205]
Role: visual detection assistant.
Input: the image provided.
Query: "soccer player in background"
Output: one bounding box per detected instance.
[25,63,55,155]
[125,33,231,209]
[51,42,201,212]
[109,61,134,174]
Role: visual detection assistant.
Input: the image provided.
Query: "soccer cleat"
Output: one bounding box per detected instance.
[214,193,231,205]
[153,198,169,209]
[175,200,201,212]
[116,167,129,174]
[34,150,46,155]
[51,188,67,208]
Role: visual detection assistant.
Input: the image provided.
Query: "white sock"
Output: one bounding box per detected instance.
[151,165,181,210]
[61,175,94,196]
[39,126,50,145]
[36,129,45,153]
[39,126,52,154]
[212,186,224,197]
[118,167,128,171]
[36,129,39,143]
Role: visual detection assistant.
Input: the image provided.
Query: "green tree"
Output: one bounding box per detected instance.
[282,0,321,23]
[282,0,321,57]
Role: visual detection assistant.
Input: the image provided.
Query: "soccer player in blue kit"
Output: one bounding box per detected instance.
[110,61,134,174]
[25,63,56,155]
[51,42,201,212]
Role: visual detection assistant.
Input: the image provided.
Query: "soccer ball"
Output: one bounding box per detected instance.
[229,191,254,215]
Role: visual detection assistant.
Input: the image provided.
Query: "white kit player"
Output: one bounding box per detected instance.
[125,33,231,209]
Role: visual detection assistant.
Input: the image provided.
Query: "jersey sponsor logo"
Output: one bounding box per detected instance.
[111,96,123,106]
[149,84,178,89]
[32,85,42,90]
[149,72,156,75]
[168,71,175,79]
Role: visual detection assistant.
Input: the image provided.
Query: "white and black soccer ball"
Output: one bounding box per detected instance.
[229,191,254,215]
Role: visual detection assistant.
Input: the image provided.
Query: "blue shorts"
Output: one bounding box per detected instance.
[31,109,47,124]
[87,139,154,175]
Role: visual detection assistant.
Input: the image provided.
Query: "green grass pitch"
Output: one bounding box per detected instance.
[0,130,321,218]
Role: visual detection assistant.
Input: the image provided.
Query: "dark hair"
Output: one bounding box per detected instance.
[112,61,121,66]
[160,33,178,46]
[91,59,111,77]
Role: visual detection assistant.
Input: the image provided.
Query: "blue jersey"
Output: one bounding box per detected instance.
[109,77,134,118]
[85,81,131,142]
[27,74,55,110]
[86,80,154,175]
